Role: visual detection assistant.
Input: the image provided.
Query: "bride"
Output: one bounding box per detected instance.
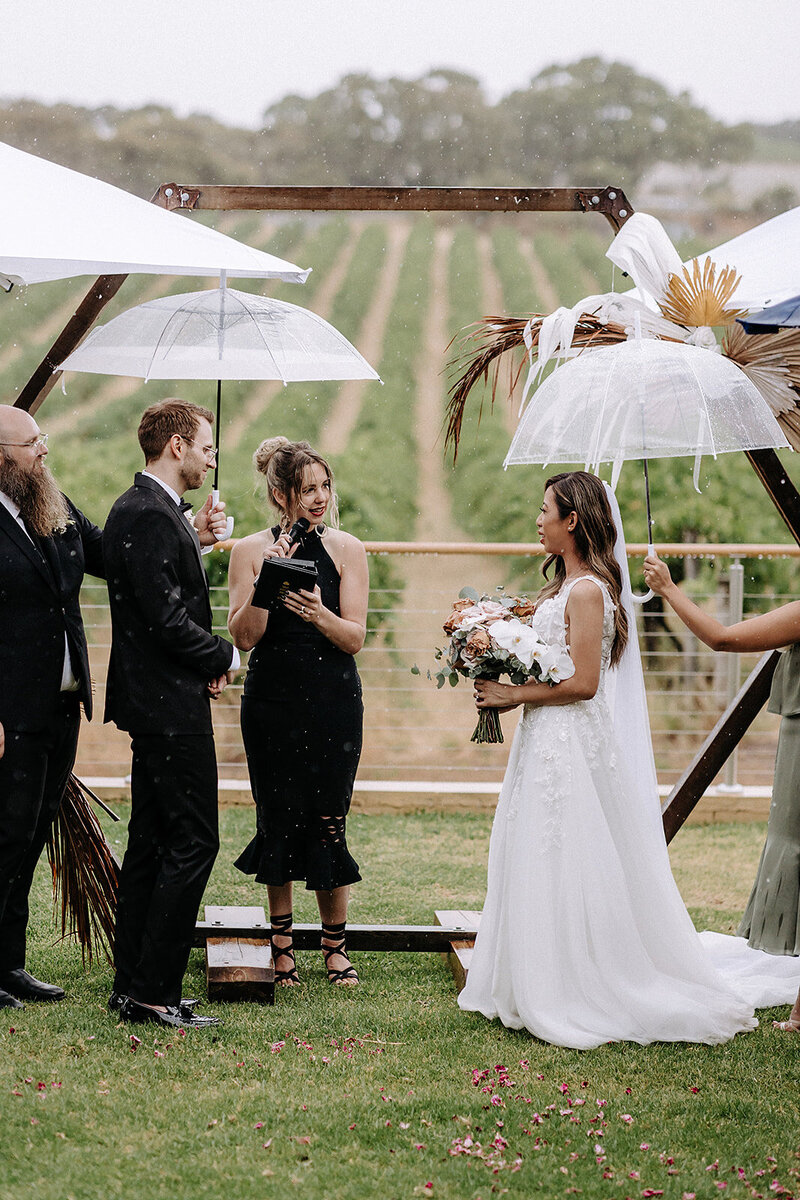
[459,471,800,1048]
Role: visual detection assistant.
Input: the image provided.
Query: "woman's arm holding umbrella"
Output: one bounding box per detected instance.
[644,554,800,652]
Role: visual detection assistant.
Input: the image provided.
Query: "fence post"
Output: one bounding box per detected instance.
[717,556,744,793]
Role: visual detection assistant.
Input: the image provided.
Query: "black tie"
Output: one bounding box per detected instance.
[179,499,193,514]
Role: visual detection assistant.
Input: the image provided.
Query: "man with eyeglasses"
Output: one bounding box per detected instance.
[0,404,104,1010]
[103,398,238,1030]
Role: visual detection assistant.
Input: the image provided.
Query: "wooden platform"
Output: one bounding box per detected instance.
[196,908,483,999]
[204,905,274,1004]
[435,910,481,992]
[194,918,479,951]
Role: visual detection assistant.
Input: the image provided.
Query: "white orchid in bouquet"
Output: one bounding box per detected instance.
[413,587,575,744]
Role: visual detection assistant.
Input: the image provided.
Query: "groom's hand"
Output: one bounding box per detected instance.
[194,494,228,546]
[207,673,228,699]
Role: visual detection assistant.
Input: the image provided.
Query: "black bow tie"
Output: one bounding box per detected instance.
[178,500,193,514]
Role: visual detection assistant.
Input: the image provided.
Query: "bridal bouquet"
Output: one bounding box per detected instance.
[428,588,575,744]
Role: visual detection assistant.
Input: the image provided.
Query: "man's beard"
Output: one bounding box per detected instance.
[0,455,70,537]
[179,460,207,495]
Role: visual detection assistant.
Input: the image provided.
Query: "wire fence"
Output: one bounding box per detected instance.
[74,543,796,795]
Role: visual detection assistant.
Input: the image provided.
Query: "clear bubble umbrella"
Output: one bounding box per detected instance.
[504,336,790,600]
[59,281,381,535]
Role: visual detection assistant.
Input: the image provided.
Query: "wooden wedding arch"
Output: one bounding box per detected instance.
[13,182,800,987]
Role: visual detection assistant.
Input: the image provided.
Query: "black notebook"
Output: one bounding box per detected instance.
[252,556,318,612]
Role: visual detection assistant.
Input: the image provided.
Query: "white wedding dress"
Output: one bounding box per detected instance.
[459,573,800,1048]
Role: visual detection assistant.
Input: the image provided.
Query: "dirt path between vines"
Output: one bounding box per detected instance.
[319,221,409,457]
[0,294,83,379]
[360,227,519,789]
[224,226,360,451]
[476,231,520,436]
[523,237,560,312]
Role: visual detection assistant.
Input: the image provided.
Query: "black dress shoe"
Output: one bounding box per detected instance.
[120,997,219,1029]
[0,969,64,1002]
[109,991,200,1019]
[0,986,23,1010]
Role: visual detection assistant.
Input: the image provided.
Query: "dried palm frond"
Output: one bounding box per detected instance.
[723,323,800,450]
[445,314,629,459]
[46,773,120,965]
[659,260,747,329]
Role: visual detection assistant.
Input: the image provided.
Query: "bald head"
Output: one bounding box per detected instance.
[0,405,38,447]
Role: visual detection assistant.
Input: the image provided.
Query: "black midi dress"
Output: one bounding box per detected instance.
[234,527,362,891]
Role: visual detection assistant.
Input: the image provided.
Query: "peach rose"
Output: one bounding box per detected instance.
[465,627,493,656]
[511,598,536,619]
[443,602,474,634]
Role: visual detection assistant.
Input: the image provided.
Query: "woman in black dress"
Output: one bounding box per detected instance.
[228,437,368,986]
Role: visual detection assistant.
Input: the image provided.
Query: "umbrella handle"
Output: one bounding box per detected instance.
[211,489,235,542]
[631,542,655,604]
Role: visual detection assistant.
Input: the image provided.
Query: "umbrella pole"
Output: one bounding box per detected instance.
[631,354,655,603]
[214,377,221,492]
[642,455,654,547]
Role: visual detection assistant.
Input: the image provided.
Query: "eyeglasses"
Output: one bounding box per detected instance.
[0,433,48,450]
[177,435,217,462]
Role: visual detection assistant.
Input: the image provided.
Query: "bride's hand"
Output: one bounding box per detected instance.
[474,679,518,709]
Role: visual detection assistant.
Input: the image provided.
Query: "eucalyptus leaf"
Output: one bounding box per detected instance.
[458,586,480,602]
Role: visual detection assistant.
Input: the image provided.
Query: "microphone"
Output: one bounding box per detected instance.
[285,517,310,549]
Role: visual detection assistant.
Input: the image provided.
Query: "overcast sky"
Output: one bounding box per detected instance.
[3,1,798,128]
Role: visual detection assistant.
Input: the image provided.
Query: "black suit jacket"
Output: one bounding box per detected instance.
[0,497,104,732]
[103,473,234,735]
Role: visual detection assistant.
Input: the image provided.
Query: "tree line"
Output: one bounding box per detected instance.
[0,58,783,198]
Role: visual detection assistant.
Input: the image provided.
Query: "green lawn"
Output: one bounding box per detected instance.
[1,811,798,1200]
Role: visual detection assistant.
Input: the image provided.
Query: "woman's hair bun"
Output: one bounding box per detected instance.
[253,435,289,476]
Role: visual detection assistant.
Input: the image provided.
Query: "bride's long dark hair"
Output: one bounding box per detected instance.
[537,471,628,667]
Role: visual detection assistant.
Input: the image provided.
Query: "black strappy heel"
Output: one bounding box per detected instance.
[270,911,300,986]
[321,920,359,985]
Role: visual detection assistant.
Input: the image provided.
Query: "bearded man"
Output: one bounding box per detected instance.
[0,404,104,1010]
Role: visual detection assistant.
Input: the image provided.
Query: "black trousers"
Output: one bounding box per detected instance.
[113,733,219,1006]
[0,695,81,972]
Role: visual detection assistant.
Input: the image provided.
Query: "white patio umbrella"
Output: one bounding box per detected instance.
[686,204,800,312]
[504,336,790,600]
[0,140,309,289]
[59,283,381,535]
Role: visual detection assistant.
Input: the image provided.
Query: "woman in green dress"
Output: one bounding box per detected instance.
[643,552,800,1032]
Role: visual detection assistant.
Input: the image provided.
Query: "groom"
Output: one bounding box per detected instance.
[104,398,238,1030]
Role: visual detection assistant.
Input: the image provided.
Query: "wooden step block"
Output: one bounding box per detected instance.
[195,920,478,951]
[204,904,274,1005]
[435,909,482,992]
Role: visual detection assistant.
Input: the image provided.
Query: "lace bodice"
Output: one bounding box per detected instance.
[532,574,616,681]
